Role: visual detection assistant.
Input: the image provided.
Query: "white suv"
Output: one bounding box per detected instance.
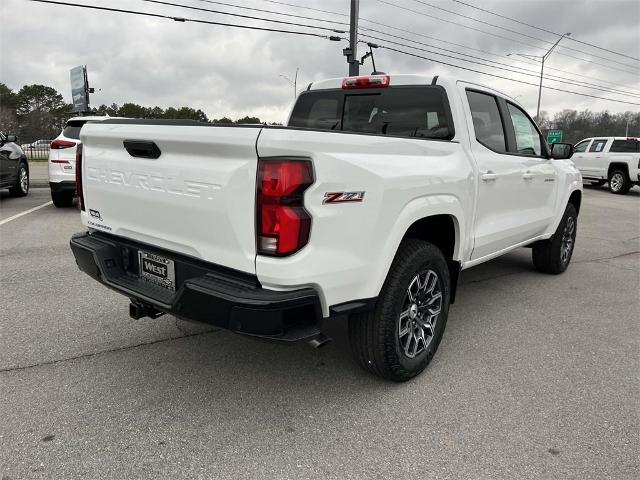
[571,137,640,194]
[49,116,109,207]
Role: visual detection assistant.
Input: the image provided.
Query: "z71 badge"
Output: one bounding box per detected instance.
[323,191,365,204]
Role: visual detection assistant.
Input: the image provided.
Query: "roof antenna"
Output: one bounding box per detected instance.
[360,42,385,75]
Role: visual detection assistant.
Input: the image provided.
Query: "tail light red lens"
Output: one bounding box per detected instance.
[342,75,390,89]
[51,139,76,149]
[257,158,314,256]
[75,143,84,211]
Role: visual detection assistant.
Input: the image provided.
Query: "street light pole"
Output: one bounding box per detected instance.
[279,67,299,100]
[508,32,570,121]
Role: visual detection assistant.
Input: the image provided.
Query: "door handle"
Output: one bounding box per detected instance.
[522,171,535,180]
[481,170,498,182]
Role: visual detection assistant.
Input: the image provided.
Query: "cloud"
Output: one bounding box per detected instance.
[2,0,638,122]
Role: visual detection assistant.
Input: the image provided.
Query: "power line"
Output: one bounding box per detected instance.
[194,0,350,27]
[29,0,345,39]
[374,0,640,76]
[259,0,640,87]
[408,0,640,69]
[139,0,346,34]
[451,0,640,62]
[360,33,640,99]
[378,45,640,106]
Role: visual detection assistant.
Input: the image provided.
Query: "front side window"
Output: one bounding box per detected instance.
[506,103,542,156]
[574,140,591,153]
[610,139,639,153]
[466,90,506,153]
[289,86,453,140]
[588,139,607,152]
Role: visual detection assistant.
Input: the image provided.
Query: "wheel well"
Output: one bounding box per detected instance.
[608,162,629,178]
[568,190,582,215]
[403,214,456,260]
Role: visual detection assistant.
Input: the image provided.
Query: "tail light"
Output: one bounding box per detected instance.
[75,143,84,211]
[342,75,390,89]
[257,158,314,256]
[51,139,76,149]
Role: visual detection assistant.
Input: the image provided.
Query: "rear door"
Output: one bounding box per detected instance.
[80,121,262,274]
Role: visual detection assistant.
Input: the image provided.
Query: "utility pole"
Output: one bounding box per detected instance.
[348,0,359,76]
[508,32,570,120]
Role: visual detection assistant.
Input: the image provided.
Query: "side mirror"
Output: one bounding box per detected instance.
[550,142,573,159]
[6,134,17,143]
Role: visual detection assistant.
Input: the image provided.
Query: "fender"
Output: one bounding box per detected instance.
[368,193,466,299]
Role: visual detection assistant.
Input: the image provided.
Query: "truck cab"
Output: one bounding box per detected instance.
[572,136,640,194]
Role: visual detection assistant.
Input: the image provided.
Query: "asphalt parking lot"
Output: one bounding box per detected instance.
[1,185,638,480]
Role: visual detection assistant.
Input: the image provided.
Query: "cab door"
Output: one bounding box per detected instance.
[585,138,611,178]
[570,139,593,177]
[463,88,531,260]
[502,101,557,239]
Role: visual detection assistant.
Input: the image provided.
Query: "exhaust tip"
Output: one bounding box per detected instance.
[308,333,332,349]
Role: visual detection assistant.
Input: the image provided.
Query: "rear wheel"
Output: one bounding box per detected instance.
[608,170,631,194]
[532,204,577,274]
[9,163,29,197]
[51,190,74,207]
[348,239,450,382]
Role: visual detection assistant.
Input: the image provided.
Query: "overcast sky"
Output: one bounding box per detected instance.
[2,0,639,122]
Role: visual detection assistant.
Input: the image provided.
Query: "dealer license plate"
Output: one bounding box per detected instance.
[138,251,176,291]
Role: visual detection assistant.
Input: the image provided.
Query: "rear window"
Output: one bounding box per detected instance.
[62,120,88,140]
[288,86,453,140]
[610,139,639,153]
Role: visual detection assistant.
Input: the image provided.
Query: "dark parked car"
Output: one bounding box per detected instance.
[0,132,29,196]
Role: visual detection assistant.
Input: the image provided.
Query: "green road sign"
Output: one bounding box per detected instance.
[546,129,563,144]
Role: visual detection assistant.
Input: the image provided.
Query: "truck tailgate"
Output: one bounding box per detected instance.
[79,121,262,274]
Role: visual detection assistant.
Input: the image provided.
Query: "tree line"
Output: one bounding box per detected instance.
[1,82,637,145]
[0,82,265,143]
[537,109,639,144]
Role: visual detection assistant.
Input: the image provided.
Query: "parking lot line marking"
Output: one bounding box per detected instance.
[0,201,53,226]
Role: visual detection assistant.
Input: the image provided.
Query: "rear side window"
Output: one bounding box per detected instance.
[62,120,88,140]
[574,140,591,153]
[289,86,453,140]
[467,90,506,153]
[610,139,639,152]
[588,139,607,152]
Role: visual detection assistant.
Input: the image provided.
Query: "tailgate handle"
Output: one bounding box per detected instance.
[123,140,161,159]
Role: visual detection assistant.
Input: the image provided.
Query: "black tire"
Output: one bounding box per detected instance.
[348,239,450,382]
[589,179,606,187]
[608,169,631,195]
[532,204,577,274]
[9,162,29,197]
[51,190,74,207]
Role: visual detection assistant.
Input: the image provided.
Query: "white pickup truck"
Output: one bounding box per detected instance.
[571,136,640,194]
[70,74,582,381]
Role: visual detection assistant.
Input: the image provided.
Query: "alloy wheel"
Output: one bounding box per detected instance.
[561,216,575,264]
[398,269,442,359]
[610,173,623,192]
[19,167,29,194]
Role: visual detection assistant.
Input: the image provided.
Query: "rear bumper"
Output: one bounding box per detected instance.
[50,181,76,193]
[70,231,323,343]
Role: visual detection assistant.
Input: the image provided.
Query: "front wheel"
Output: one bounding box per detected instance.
[532,204,577,274]
[608,170,631,194]
[348,239,450,382]
[9,163,29,197]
